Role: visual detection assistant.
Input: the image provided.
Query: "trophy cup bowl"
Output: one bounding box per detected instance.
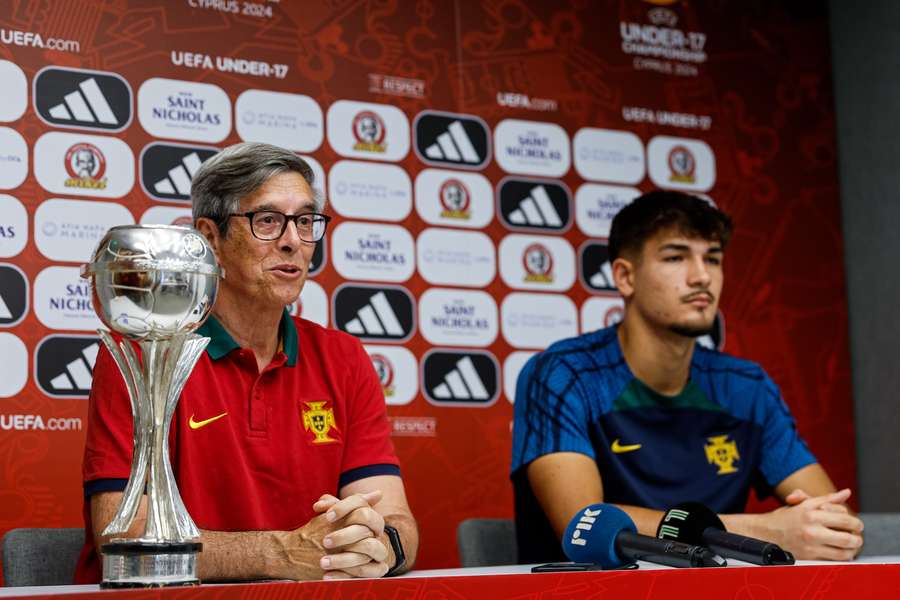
[82,225,221,587]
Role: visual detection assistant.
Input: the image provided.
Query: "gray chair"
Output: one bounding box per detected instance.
[859,513,900,557]
[2,528,84,586]
[457,518,516,567]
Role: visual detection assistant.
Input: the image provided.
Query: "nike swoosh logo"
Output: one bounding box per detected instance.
[611,439,642,454]
[189,412,228,430]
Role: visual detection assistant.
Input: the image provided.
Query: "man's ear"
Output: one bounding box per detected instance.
[612,256,636,299]
[194,217,221,254]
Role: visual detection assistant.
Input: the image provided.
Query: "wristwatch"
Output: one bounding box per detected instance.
[383,525,406,576]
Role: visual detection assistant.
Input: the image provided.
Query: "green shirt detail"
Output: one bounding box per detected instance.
[197,308,298,366]
[612,378,725,413]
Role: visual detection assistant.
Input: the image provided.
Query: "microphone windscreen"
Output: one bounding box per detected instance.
[656,501,725,544]
[562,503,636,567]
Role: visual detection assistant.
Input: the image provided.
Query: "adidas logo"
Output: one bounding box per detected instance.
[34,67,132,132]
[154,151,202,196]
[0,265,27,327]
[423,350,498,405]
[414,111,490,169]
[499,178,571,231]
[580,242,616,292]
[589,262,615,289]
[140,143,219,202]
[35,336,99,398]
[334,285,415,342]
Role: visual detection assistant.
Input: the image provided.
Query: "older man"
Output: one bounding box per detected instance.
[76,142,417,582]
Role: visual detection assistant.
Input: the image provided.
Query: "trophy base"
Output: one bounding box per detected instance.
[100,541,202,588]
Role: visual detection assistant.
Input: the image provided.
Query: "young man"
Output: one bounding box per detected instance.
[511,191,863,563]
[76,142,417,582]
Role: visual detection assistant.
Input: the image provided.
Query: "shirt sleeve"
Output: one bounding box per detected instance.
[756,373,817,487]
[338,337,400,489]
[82,340,134,496]
[511,352,594,476]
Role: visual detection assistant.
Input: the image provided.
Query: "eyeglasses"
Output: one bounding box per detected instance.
[228,211,331,242]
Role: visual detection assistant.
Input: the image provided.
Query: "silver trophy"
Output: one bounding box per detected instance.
[81,225,221,588]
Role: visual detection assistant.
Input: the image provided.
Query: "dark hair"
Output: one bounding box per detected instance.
[608,191,733,261]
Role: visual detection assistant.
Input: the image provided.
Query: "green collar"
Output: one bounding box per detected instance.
[197,308,298,366]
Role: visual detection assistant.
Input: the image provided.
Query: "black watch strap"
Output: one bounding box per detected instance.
[384,525,406,576]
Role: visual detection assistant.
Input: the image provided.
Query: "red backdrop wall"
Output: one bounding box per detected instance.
[0,0,853,574]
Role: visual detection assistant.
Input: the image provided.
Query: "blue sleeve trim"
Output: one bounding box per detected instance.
[84,478,128,499]
[339,464,401,489]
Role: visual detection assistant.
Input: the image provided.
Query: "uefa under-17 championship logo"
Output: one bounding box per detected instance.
[352,110,387,153]
[64,142,108,190]
[523,242,554,284]
[439,178,471,220]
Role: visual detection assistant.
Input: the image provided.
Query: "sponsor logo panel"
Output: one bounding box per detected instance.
[581,296,625,333]
[573,128,645,184]
[326,100,410,162]
[140,206,193,227]
[0,60,27,122]
[368,73,426,99]
[138,77,232,143]
[328,160,412,222]
[414,169,493,229]
[501,292,578,349]
[0,333,27,398]
[416,228,496,288]
[235,89,323,152]
[0,194,28,257]
[494,119,570,177]
[33,66,132,132]
[413,110,491,170]
[34,266,101,331]
[140,142,218,203]
[288,280,329,327]
[575,184,641,238]
[34,131,135,198]
[504,351,537,404]
[331,222,415,283]
[497,177,571,232]
[647,135,715,192]
[579,241,616,293]
[390,416,436,437]
[0,263,28,327]
[35,199,135,263]
[332,284,415,343]
[498,234,575,292]
[364,345,417,406]
[0,128,28,190]
[35,334,100,398]
[418,288,498,347]
[422,349,499,407]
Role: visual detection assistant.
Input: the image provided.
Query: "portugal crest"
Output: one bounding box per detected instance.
[302,400,339,444]
[704,434,739,475]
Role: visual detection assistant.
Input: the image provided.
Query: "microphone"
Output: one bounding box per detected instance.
[656,502,795,565]
[563,503,727,569]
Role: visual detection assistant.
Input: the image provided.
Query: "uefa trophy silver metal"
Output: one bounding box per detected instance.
[81,225,221,588]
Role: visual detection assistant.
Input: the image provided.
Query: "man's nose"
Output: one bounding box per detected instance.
[688,256,711,286]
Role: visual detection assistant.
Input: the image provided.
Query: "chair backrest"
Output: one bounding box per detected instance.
[457,518,516,567]
[859,513,900,557]
[2,528,84,587]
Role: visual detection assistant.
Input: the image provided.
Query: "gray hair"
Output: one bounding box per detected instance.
[191,142,322,236]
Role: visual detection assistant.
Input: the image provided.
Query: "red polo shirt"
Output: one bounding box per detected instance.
[74,312,399,583]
